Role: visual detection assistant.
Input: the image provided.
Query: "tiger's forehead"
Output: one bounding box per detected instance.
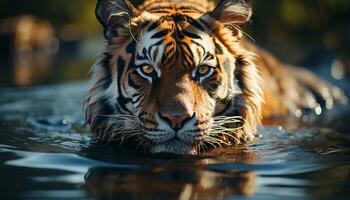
[139,0,213,17]
[135,16,217,70]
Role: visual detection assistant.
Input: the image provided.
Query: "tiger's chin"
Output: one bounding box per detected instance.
[151,139,198,156]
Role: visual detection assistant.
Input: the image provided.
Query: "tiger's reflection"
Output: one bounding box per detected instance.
[83,145,258,200]
[85,167,256,199]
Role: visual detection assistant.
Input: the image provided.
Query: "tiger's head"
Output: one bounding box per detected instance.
[85,0,263,155]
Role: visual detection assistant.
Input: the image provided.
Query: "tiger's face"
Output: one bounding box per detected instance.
[85,0,263,155]
[128,17,235,154]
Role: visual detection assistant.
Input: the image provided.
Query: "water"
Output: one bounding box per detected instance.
[0,81,349,200]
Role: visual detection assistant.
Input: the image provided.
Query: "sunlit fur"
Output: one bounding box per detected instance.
[84,0,346,155]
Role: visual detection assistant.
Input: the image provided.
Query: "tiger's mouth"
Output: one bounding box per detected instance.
[151,139,198,155]
[144,115,244,155]
[97,114,244,155]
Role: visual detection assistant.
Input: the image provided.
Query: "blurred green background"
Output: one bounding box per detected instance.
[0,0,349,87]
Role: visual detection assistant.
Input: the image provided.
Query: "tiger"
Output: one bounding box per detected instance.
[84,0,347,155]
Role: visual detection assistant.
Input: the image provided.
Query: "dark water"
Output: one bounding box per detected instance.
[0,82,350,200]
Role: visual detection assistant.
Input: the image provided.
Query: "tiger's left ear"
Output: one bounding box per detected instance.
[211,0,252,25]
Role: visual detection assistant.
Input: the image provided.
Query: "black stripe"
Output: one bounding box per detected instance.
[128,74,142,90]
[137,94,148,109]
[151,29,169,39]
[132,93,143,105]
[182,30,202,39]
[138,112,147,119]
[180,42,195,67]
[234,57,245,89]
[178,6,204,13]
[148,40,163,55]
[94,52,112,90]
[191,40,206,55]
[182,57,193,69]
[136,48,148,61]
[126,40,136,54]
[148,22,160,32]
[140,21,150,30]
[199,18,212,30]
[149,10,171,14]
[152,47,159,62]
[116,56,132,113]
[188,18,205,32]
[147,6,173,12]
[204,52,215,61]
[99,97,115,115]
[175,29,185,39]
[172,14,186,23]
[161,43,175,66]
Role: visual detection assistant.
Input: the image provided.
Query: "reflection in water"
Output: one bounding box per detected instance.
[85,166,256,199]
[81,142,259,199]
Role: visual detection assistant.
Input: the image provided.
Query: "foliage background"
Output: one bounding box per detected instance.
[1,1,349,53]
[0,0,349,85]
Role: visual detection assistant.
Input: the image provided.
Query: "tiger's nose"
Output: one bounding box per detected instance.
[160,113,193,130]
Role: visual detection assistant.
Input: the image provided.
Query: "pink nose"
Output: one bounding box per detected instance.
[160,113,192,129]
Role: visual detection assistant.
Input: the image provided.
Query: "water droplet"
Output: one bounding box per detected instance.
[325,97,334,109]
[315,104,322,115]
[321,88,330,99]
[331,60,344,80]
[295,109,302,118]
[278,126,286,134]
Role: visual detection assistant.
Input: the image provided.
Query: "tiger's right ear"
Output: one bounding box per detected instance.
[211,0,252,25]
[96,0,139,38]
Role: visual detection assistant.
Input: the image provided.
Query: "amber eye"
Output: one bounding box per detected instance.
[193,65,214,82]
[141,65,154,74]
[197,65,210,75]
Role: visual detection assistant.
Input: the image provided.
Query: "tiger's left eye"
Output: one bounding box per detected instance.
[197,65,210,75]
[193,65,214,82]
[141,65,154,74]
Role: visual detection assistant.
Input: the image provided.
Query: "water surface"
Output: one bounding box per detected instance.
[0,82,349,200]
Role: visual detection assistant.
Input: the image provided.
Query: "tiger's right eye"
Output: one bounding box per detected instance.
[136,64,158,83]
